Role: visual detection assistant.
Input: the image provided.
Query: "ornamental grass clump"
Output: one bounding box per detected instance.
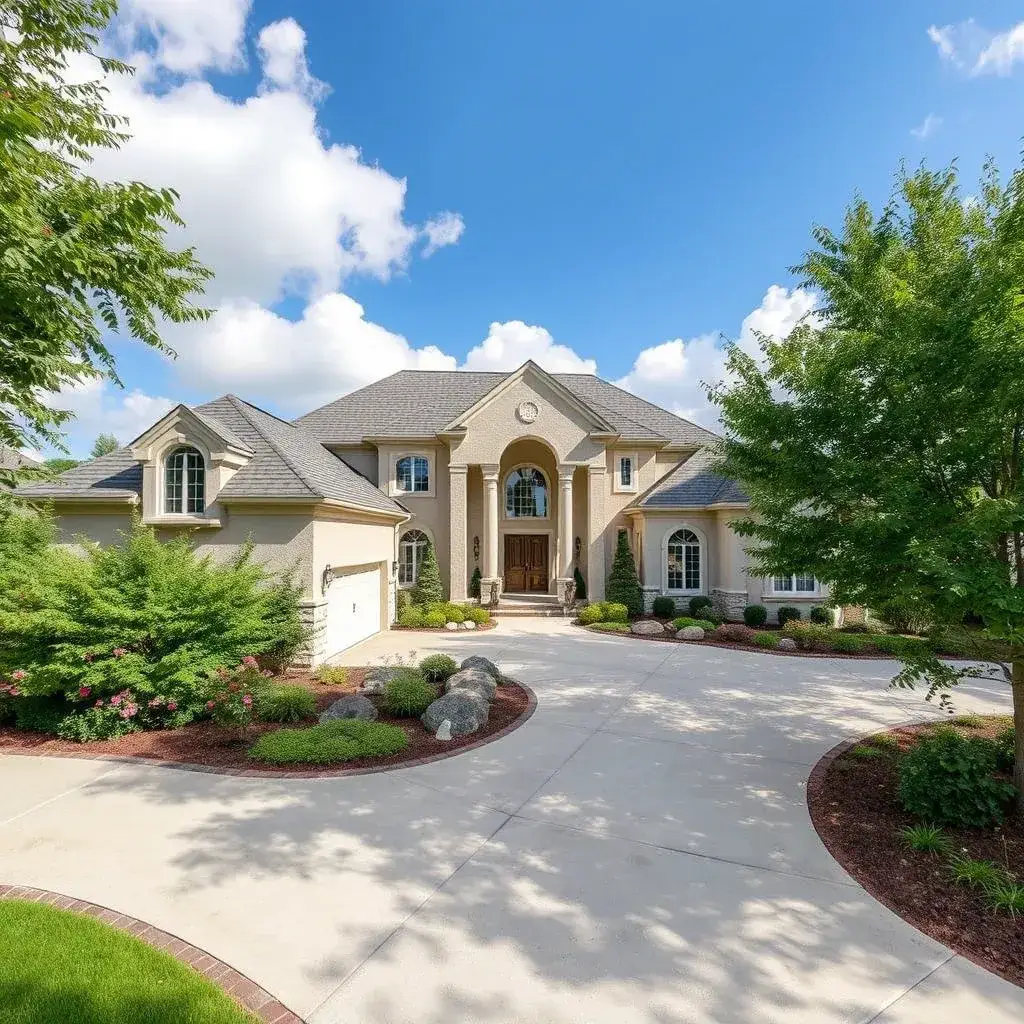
[383,670,437,717]
[419,654,458,682]
[260,683,317,723]
[0,518,305,723]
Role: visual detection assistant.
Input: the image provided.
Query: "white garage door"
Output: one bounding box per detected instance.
[324,567,381,656]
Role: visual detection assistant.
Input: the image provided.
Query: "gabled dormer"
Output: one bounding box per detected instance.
[129,405,253,526]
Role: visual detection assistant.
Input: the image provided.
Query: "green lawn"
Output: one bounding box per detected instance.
[0,900,258,1024]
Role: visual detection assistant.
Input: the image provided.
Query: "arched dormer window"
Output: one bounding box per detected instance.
[396,455,429,493]
[505,466,548,518]
[165,446,205,514]
[398,529,430,585]
[666,527,701,592]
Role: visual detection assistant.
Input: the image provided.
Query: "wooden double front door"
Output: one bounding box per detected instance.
[504,534,549,593]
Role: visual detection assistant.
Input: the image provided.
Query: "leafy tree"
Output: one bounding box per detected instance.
[0,0,211,490]
[90,433,118,458]
[412,542,445,605]
[709,159,1024,808]
[43,457,79,473]
[606,529,642,616]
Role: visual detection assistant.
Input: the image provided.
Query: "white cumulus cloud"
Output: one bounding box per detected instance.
[422,212,465,257]
[461,321,597,375]
[257,17,328,102]
[928,18,1024,75]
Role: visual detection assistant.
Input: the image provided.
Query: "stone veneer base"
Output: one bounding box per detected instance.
[0,884,303,1023]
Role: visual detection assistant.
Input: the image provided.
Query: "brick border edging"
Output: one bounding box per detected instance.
[0,884,302,1022]
[804,721,1024,990]
[0,682,539,780]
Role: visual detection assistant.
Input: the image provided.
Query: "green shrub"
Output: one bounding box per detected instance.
[397,605,425,628]
[260,684,316,723]
[809,605,832,625]
[703,607,725,626]
[672,616,716,632]
[204,662,270,731]
[994,727,1016,774]
[876,598,931,635]
[713,623,756,644]
[776,605,801,627]
[781,621,836,652]
[897,731,1017,829]
[898,824,951,854]
[652,596,676,619]
[867,732,901,753]
[412,543,444,605]
[588,621,631,633]
[248,719,408,765]
[602,602,629,623]
[422,610,447,628]
[743,604,768,627]
[829,632,869,654]
[443,602,467,624]
[466,606,490,625]
[0,519,305,712]
[56,703,141,742]
[469,567,481,599]
[606,531,642,616]
[314,665,349,685]
[850,743,886,759]
[839,622,870,634]
[869,633,928,657]
[395,589,411,617]
[383,670,437,717]
[573,566,587,601]
[419,654,458,682]
[689,596,714,617]
[13,696,68,734]
[753,632,779,649]
[578,604,604,625]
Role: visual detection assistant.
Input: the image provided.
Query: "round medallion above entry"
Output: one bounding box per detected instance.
[516,400,539,424]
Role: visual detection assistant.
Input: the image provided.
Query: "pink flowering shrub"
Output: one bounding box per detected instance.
[203,661,271,734]
[0,517,305,733]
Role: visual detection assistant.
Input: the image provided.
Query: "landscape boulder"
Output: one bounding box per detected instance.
[445,621,459,631]
[630,620,665,636]
[319,695,378,723]
[460,620,476,630]
[362,666,403,694]
[422,690,489,736]
[445,667,498,702]
[460,656,502,681]
[776,638,798,652]
[676,626,705,641]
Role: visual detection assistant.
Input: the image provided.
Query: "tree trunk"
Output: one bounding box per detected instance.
[1014,660,1024,815]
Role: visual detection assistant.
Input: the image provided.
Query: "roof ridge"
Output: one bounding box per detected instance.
[224,394,296,428]
[226,397,318,496]
[580,378,721,440]
[294,370,417,423]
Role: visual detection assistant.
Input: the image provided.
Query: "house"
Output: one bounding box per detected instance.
[16,361,828,663]
[1,446,41,473]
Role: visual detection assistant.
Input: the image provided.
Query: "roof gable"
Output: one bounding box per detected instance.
[630,447,748,509]
[440,361,616,434]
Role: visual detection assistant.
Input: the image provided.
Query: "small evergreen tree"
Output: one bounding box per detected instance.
[606,530,642,616]
[413,542,445,605]
[573,565,587,601]
[469,566,482,599]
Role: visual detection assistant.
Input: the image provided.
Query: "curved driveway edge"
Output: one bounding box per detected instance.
[0,883,303,1023]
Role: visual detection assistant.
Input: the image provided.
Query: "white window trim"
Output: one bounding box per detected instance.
[161,442,207,516]
[502,463,552,522]
[766,574,820,598]
[397,526,434,589]
[391,451,435,498]
[661,522,706,596]
[612,451,639,493]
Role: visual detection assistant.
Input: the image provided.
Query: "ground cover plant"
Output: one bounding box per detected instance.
[0,899,256,1024]
[248,719,409,765]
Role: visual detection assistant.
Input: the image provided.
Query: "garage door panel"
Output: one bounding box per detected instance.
[325,568,381,655]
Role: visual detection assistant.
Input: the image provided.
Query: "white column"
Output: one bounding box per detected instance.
[449,464,468,602]
[481,464,500,591]
[587,464,606,600]
[557,465,575,582]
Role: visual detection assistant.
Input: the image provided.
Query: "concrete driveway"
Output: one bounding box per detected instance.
[1,619,1021,1023]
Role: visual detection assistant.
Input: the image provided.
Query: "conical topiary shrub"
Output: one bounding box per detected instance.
[605,529,642,616]
[413,542,445,605]
[469,566,482,599]
[573,565,587,601]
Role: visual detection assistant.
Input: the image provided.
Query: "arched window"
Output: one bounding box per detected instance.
[666,528,701,592]
[505,467,548,518]
[398,529,430,585]
[164,446,205,514]
[396,456,429,493]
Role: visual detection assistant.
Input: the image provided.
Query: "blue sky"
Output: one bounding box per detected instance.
[51,1,1024,456]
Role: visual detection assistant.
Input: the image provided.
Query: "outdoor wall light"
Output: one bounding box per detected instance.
[321,564,334,596]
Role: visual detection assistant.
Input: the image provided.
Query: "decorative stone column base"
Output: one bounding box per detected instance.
[295,599,328,667]
[641,586,662,614]
[711,588,747,622]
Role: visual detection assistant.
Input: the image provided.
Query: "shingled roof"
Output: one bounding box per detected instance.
[631,447,748,508]
[16,396,408,517]
[296,370,719,447]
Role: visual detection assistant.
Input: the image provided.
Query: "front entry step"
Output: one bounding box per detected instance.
[490,593,568,618]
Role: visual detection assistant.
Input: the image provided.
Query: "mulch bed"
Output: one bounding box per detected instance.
[807,717,1023,988]
[0,668,534,777]
[578,620,990,661]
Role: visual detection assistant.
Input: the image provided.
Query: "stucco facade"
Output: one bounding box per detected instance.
[26,361,830,662]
